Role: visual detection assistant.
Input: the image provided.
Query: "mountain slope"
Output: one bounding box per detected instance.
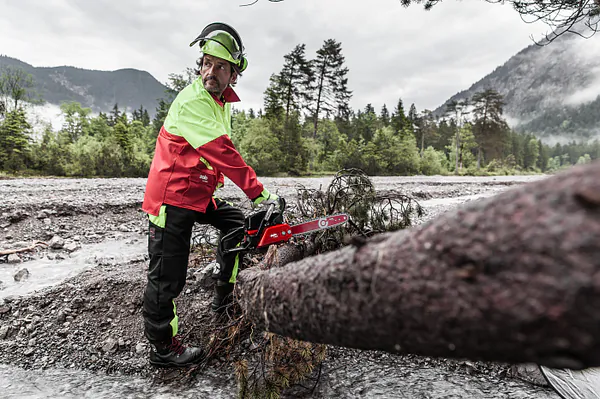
[435,33,600,143]
[0,56,169,116]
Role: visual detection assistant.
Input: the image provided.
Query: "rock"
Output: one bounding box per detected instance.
[23,347,35,356]
[5,234,12,240]
[64,242,79,252]
[7,254,21,264]
[0,281,4,291]
[43,218,52,225]
[101,338,118,353]
[0,325,9,339]
[55,254,67,260]
[56,312,67,323]
[118,338,125,348]
[37,210,49,219]
[195,262,217,288]
[49,235,65,249]
[71,297,84,309]
[13,268,30,282]
[135,342,147,355]
[8,211,29,223]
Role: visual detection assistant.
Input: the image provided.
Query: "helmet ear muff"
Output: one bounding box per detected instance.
[238,56,248,73]
[190,22,247,71]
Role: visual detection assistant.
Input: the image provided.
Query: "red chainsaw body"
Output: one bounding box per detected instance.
[247,223,294,248]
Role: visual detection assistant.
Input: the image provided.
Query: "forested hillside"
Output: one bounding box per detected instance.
[0,39,598,178]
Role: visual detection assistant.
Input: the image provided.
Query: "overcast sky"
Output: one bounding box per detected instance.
[1,0,550,113]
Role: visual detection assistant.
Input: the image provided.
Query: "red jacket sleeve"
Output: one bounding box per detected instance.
[197,135,264,200]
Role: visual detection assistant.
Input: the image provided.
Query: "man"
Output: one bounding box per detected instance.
[141,22,281,367]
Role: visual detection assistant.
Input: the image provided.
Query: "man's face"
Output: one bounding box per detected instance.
[201,54,237,96]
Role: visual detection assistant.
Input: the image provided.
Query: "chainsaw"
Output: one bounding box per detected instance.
[223,197,349,254]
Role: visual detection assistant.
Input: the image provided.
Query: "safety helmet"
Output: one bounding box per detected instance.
[189,22,248,72]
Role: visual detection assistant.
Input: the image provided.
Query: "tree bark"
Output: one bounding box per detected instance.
[237,162,600,369]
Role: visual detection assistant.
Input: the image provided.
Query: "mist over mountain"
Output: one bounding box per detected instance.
[435,32,600,144]
[0,55,169,116]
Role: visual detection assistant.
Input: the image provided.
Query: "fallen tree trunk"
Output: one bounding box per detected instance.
[237,162,600,369]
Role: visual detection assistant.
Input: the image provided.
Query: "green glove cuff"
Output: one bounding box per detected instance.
[253,188,278,205]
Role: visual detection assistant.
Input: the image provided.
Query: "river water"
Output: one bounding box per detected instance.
[0,175,560,398]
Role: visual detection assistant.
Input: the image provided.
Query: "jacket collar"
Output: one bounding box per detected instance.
[210,86,241,106]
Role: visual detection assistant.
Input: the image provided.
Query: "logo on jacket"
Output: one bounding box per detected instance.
[199,174,209,183]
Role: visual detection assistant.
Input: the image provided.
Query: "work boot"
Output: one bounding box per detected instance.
[212,280,234,313]
[149,336,204,368]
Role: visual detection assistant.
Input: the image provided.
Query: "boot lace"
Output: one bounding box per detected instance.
[169,337,186,355]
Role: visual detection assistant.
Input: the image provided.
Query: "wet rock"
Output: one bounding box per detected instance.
[64,242,79,252]
[7,254,21,264]
[49,235,65,249]
[118,223,130,232]
[14,268,30,282]
[0,325,9,339]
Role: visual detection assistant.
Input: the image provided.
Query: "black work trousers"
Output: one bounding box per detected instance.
[143,199,244,343]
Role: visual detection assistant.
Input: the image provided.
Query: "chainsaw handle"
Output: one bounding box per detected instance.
[222,197,286,255]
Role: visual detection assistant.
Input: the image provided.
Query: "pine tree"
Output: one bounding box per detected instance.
[309,39,352,138]
[380,104,390,127]
[416,110,437,156]
[264,44,313,122]
[356,104,379,142]
[390,98,408,135]
[0,107,31,171]
[152,99,170,135]
[114,121,131,153]
[407,103,419,135]
[142,109,151,127]
[472,89,507,168]
[109,103,121,127]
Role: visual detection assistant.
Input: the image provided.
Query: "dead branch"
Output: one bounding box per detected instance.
[0,241,48,256]
[237,161,600,369]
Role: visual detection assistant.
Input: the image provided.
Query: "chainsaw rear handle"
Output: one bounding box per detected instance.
[222,196,286,255]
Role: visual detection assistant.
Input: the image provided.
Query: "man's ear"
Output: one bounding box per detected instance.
[230,71,238,86]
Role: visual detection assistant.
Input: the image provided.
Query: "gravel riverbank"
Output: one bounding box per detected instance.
[0,175,557,398]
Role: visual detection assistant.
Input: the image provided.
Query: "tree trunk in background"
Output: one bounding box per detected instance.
[237,161,600,369]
